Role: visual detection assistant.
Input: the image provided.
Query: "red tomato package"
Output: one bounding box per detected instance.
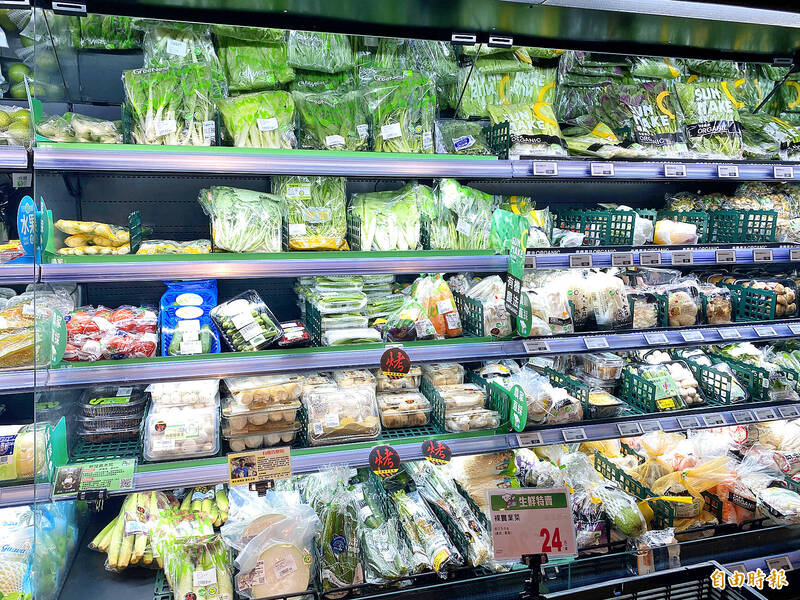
[64,305,158,361]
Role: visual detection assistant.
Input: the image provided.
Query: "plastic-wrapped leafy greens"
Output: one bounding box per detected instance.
[290,69,356,93]
[69,15,141,50]
[456,65,557,119]
[674,81,744,158]
[739,65,775,113]
[198,186,283,253]
[684,59,743,79]
[364,71,436,153]
[525,47,564,59]
[216,90,296,148]
[37,112,122,143]
[554,85,607,123]
[490,209,530,253]
[350,183,425,251]
[417,185,457,250]
[437,179,498,250]
[274,176,347,250]
[434,119,492,155]
[353,37,411,84]
[287,31,353,73]
[488,102,567,157]
[410,40,458,105]
[561,119,624,158]
[778,74,800,115]
[628,57,684,80]
[215,27,294,92]
[740,112,800,161]
[293,90,369,151]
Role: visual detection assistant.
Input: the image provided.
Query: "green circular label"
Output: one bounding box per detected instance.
[509,384,528,432]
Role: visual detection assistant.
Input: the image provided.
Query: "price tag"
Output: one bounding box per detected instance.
[612,253,634,267]
[718,164,739,178]
[677,416,701,430]
[368,445,401,478]
[719,328,742,340]
[664,163,687,177]
[728,564,748,575]
[421,440,451,465]
[703,413,726,427]
[644,333,669,345]
[774,166,794,180]
[778,406,800,419]
[766,556,793,572]
[228,447,291,490]
[671,250,694,265]
[640,421,662,433]
[791,248,800,262]
[753,249,773,262]
[533,161,558,176]
[524,255,537,269]
[488,488,577,559]
[516,432,544,447]
[591,162,615,176]
[754,408,778,421]
[755,326,777,337]
[562,428,587,442]
[585,337,609,350]
[640,251,662,266]
[787,323,800,335]
[732,410,754,423]
[52,458,136,498]
[12,172,31,188]
[523,340,550,353]
[569,254,593,268]
[715,249,736,264]
[680,330,705,342]
[617,422,643,436]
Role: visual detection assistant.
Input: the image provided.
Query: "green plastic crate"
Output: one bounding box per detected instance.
[70,438,141,463]
[486,120,510,159]
[628,293,669,329]
[676,355,744,406]
[620,368,683,413]
[656,210,708,243]
[466,370,510,431]
[554,210,636,246]
[304,297,323,346]
[453,290,513,339]
[545,367,589,405]
[723,283,777,322]
[706,351,772,402]
[706,210,777,243]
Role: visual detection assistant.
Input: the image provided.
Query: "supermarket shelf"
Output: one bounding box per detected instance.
[39,252,507,282]
[0,145,29,170]
[0,369,36,393]
[39,320,800,389]
[0,262,37,284]
[33,144,514,178]
[727,550,799,575]
[0,482,48,509]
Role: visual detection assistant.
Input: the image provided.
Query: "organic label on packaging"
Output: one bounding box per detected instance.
[325,134,345,147]
[445,311,461,329]
[437,299,454,315]
[381,122,402,140]
[166,39,188,57]
[257,117,279,131]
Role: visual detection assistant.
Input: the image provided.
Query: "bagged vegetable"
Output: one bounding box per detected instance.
[199,186,283,253]
[69,15,141,50]
[629,57,684,80]
[674,81,744,158]
[215,30,294,93]
[350,183,424,251]
[412,274,462,338]
[210,290,282,351]
[273,176,347,250]
[287,31,353,73]
[465,275,512,337]
[141,22,224,91]
[434,119,492,155]
[437,179,497,250]
[217,90,296,148]
[456,64,556,119]
[488,102,567,157]
[293,90,369,151]
[654,219,699,245]
[290,69,356,93]
[37,112,122,144]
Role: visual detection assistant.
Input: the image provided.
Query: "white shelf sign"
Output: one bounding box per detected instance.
[569,254,593,268]
[773,166,794,180]
[791,248,800,262]
[664,163,687,177]
[488,488,577,559]
[732,410,754,423]
[671,251,694,265]
[585,337,609,350]
[702,414,726,427]
[516,432,544,447]
[719,328,742,340]
[644,333,669,345]
[562,428,587,442]
[523,340,550,354]
[755,326,777,337]
[677,416,701,430]
[778,406,800,419]
[718,164,739,178]
[590,162,615,176]
[766,556,793,572]
[753,249,773,262]
[617,422,643,436]
[640,421,662,433]
[787,323,800,335]
[680,330,705,342]
[754,408,777,421]
[611,253,634,267]
[640,251,662,266]
[715,250,736,264]
[533,162,558,176]
[524,255,537,269]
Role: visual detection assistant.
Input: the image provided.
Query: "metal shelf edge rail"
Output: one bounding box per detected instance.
[0,482,48,509]
[0,145,29,170]
[0,263,38,285]
[0,369,36,393]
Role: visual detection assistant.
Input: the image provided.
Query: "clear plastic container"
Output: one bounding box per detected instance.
[223,374,304,409]
[78,386,147,418]
[437,383,486,412]
[304,386,380,446]
[374,366,422,392]
[77,424,141,443]
[445,408,500,432]
[143,405,219,461]
[587,390,626,419]
[332,369,376,388]
[210,290,283,352]
[421,363,465,387]
[222,398,301,433]
[376,391,430,428]
[582,352,625,380]
[147,379,220,408]
[577,372,618,395]
[313,291,368,315]
[75,412,143,432]
[222,421,301,451]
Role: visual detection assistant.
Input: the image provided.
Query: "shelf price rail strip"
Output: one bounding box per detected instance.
[0,263,38,285]
[21,399,800,508]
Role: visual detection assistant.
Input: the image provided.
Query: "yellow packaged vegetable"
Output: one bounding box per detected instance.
[55,219,130,245]
[58,244,130,256]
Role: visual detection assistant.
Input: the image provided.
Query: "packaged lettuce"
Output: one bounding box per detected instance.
[215,32,294,92]
[287,31,353,73]
[212,25,285,43]
[216,90,296,148]
[561,118,624,158]
[740,112,800,161]
[778,75,800,114]
[684,59,743,80]
[437,179,497,250]
[290,69,356,93]
[456,66,557,119]
[434,119,491,155]
[628,57,684,80]
[293,90,369,151]
[274,176,347,250]
[675,81,744,158]
[488,102,567,157]
[525,47,564,60]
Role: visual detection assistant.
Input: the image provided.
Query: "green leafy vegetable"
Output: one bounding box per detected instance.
[290,69,356,93]
[684,59,743,79]
[675,81,744,158]
[293,90,369,151]
[216,90,296,148]
[740,112,800,161]
[456,66,556,119]
[778,74,800,115]
[287,31,353,73]
[364,71,436,153]
[434,119,492,155]
[436,179,497,250]
[198,186,283,253]
[629,57,684,79]
[350,183,427,251]
[273,176,347,250]
[212,25,285,43]
[69,15,141,50]
[215,33,294,93]
[488,102,567,157]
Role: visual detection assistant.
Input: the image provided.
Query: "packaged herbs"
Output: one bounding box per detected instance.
[274,176,347,250]
[293,90,369,151]
[674,81,744,158]
[434,119,492,155]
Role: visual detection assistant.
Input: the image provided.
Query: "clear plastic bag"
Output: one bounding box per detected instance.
[136,239,211,255]
[274,176,347,250]
[434,119,491,155]
[286,31,353,73]
[349,183,425,251]
[488,102,567,158]
[412,273,462,338]
[657,279,700,327]
[216,90,296,148]
[700,285,732,324]
[465,276,512,337]
[313,291,368,315]
[293,90,369,151]
[654,220,699,245]
[215,31,294,93]
[198,186,283,253]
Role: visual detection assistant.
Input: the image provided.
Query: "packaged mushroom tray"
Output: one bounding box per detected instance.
[222,419,301,451]
[421,363,465,387]
[147,379,220,408]
[222,374,304,409]
[374,366,422,392]
[222,395,300,431]
[376,391,431,428]
[143,404,219,461]
[303,385,380,446]
[433,382,500,433]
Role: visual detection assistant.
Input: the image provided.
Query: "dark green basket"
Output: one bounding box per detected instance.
[656,210,708,243]
[304,297,323,346]
[706,210,777,243]
[70,438,141,463]
[346,209,364,251]
[723,283,777,322]
[486,120,510,159]
[545,367,589,405]
[554,210,636,246]
[706,351,772,402]
[635,208,658,223]
[465,370,510,432]
[620,368,682,413]
[453,291,486,337]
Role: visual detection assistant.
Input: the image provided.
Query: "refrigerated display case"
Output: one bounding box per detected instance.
[0,1,795,599]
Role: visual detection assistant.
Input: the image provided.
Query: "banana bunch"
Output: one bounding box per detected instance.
[89,491,174,570]
[180,484,229,527]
